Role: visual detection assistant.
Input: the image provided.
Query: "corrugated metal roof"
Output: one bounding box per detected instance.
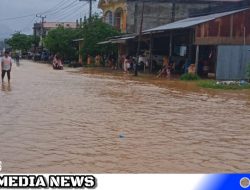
[143,8,249,34]
[97,40,111,45]
[116,36,136,40]
[110,36,136,44]
[73,38,84,42]
[97,35,137,45]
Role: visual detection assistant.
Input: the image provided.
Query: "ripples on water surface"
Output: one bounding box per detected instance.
[0,60,250,173]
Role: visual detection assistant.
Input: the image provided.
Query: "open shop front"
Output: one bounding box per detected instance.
[143,29,199,76]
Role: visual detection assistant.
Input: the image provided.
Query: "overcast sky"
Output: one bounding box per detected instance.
[0,0,100,39]
[0,0,245,40]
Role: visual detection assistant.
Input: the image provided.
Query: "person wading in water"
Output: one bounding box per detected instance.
[1,51,13,83]
[52,54,63,70]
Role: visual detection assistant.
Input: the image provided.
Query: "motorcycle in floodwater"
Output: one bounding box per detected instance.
[52,55,63,70]
[53,64,63,70]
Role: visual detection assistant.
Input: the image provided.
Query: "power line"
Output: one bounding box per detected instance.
[46,0,79,16]
[46,1,78,17]
[21,16,37,33]
[0,0,96,35]
[0,1,71,22]
[0,0,98,22]
[56,8,82,22]
[0,14,35,22]
[39,0,69,15]
[79,0,97,19]
[50,1,87,20]
[54,2,89,21]
[0,1,72,22]
[15,2,86,34]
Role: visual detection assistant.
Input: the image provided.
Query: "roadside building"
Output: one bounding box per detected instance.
[33,22,77,47]
[98,0,250,80]
[98,0,245,33]
[140,7,250,80]
[33,22,77,37]
[97,0,250,76]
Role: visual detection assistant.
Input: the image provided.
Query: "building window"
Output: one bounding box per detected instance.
[115,8,123,31]
[105,11,113,25]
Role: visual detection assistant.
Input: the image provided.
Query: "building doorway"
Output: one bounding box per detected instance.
[198,45,217,78]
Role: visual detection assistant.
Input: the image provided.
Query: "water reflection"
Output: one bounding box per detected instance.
[0,60,250,173]
[1,82,11,92]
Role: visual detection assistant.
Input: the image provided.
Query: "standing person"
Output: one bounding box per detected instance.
[52,54,58,69]
[95,54,101,66]
[157,55,169,78]
[15,53,20,66]
[123,56,130,73]
[87,54,92,65]
[1,51,13,83]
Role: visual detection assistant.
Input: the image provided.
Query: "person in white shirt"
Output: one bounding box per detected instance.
[52,54,63,70]
[1,51,13,83]
[123,55,131,73]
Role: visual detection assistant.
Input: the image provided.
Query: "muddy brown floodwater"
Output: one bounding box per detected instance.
[0,60,250,173]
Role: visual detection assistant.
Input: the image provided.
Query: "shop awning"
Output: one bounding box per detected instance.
[110,36,136,43]
[73,38,84,42]
[97,34,137,45]
[97,40,111,45]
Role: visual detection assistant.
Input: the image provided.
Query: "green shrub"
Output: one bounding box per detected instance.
[180,73,200,81]
[198,80,250,90]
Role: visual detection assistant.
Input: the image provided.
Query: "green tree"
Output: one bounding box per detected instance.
[81,16,121,61]
[7,33,36,52]
[44,15,120,63]
[44,27,80,60]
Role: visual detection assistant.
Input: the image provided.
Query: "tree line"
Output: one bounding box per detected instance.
[6,16,120,63]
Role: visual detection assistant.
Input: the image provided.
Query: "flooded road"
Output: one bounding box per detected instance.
[0,60,250,173]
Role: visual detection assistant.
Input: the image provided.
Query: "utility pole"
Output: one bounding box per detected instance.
[36,14,46,49]
[171,0,176,22]
[79,0,96,19]
[3,39,6,52]
[89,0,92,19]
[135,1,145,76]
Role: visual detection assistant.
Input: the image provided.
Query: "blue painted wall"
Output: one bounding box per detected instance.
[216,45,250,80]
